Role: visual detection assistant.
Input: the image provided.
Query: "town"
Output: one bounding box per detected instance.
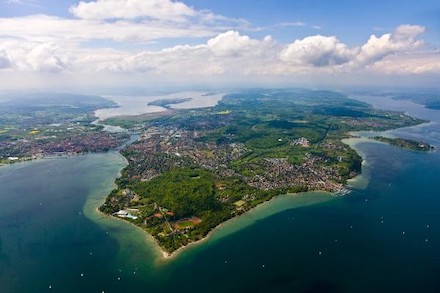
[0,93,129,165]
[121,125,353,192]
[0,123,128,164]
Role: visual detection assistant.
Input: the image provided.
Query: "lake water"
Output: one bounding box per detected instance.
[94,92,224,120]
[1,94,440,292]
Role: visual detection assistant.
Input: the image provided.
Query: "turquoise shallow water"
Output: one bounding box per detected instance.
[1,96,440,292]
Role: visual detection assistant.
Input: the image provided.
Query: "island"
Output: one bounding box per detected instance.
[99,89,427,256]
[0,93,129,165]
[372,136,434,151]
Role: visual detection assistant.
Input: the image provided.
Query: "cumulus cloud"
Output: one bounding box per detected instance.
[280,35,355,67]
[355,24,425,66]
[0,0,437,89]
[70,0,196,22]
[279,24,428,71]
[207,30,270,58]
[391,25,426,42]
[0,20,437,82]
[0,0,250,44]
[107,45,209,73]
[69,0,249,30]
[370,51,440,74]
[102,31,275,75]
[25,43,67,73]
[0,41,68,73]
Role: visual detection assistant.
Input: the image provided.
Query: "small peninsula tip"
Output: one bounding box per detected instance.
[372,136,434,151]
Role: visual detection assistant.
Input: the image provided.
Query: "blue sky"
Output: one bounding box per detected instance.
[2,0,439,44]
[0,0,439,90]
[187,0,439,41]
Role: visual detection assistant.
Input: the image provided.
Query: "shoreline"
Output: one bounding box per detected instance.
[95,207,167,259]
[340,121,433,189]
[0,135,133,169]
[96,134,365,262]
[85,122,434,262]
[96,190,334,262]
[342,132,372,189]
[0,153,86,168]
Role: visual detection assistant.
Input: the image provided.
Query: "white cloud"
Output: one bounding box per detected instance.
[369,51,440,74]
[0,0,251,45]
[101,31,276,75]
[279,24,429,72]
[0,1,436,89]
[274,22,305,27]
[106,44,211,74]
[0,17,438,87]
[70,0,196,22]
[0,47,11,69]
[280,35,355,67]
[25,43,67,73]
[0,15,217,43]
[391,24,426,43]
[68,0,249,30]
[207,30,268,58]
[0,40,68,73]
[354,25,425,66]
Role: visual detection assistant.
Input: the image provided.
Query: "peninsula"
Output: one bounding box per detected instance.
[147,97,192,109]
[372,136,434,151]
[100,89,425,256]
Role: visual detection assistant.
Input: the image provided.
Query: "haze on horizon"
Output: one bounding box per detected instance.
[0,0,439,91]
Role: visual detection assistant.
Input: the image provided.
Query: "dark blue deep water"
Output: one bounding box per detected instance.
[1,96,440,293]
